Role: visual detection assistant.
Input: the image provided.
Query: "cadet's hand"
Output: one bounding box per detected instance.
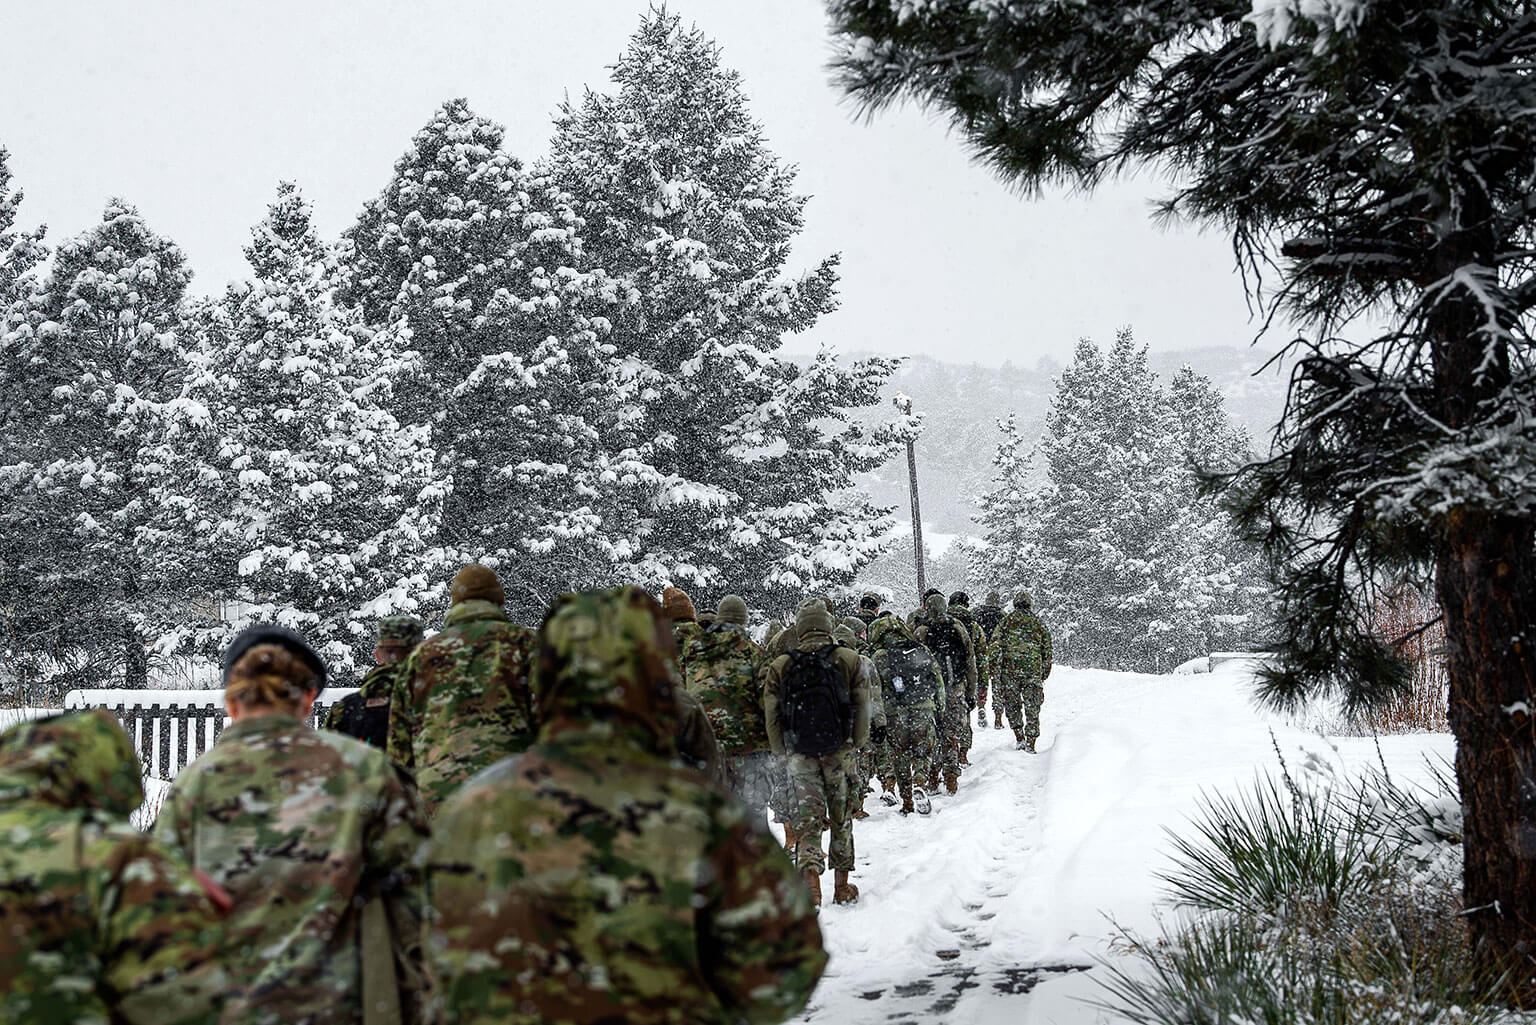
[870,723,887,746]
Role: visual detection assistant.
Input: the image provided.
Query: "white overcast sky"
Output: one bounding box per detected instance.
[0,0,1277,368]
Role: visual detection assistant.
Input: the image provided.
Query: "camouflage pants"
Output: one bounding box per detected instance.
[977,672,990,711]
[787,747,855,873]
[845,746,876,821]
[1000,679,1045,741]
[938,694,969,775]
[729,751,789,819]
[888,706,937,802]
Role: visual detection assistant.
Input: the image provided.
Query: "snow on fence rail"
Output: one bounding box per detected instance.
[64,688,359,781]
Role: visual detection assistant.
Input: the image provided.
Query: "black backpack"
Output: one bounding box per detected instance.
[924,616,967,683]
[975,604,1004,641]
[881,638,939,707]
[780,645,852,756]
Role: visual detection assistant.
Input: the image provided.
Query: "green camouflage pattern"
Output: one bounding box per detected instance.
[386,599,538,813]
[681,621,769,759]
[915,598,977,777]
[971,601,1004,708]
[674,687,727,785]
[156,714,431,1025]
[868,616,944,804]
[786,747,856,873]
[0,710,228,1025]
[989,607,1054,742]
[426,586,826,1025]
[378,615,425,645]
[886,706,938,806]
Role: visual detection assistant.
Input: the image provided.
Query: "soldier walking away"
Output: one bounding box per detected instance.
[157,624,431,1025]
[854,592,882,627]
[763,601,871,907]
[944,591,983,765]
[661,585,704,664]
[868,615,945,816]
[425,587,826,1025]
[914,593,976,794]
[0,709,230,1025]
[386,564,538,814]
[324,615,424,751]
[683,594,784,815]
[835,623,885,822]
[972,591,1006,728]
[988,592,1054,752]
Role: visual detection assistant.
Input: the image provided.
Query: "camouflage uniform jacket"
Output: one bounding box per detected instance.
[948,604,985,681]
[386,599,537,813]
[323,661,400,751]
[681,622,769,759]
[0,710,228,1025]
[156,714,431,1025]
[672,619,705,671]
[427,587,826,1025]
[674,688,728,785]
[989,609,1054,681]
[761,630,871,756]
[860,654,887,733]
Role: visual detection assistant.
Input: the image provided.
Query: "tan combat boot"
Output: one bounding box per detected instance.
[927,767,940,792]
[1024,736,1037,753]
[852,793,870,820]
[944,770,959,795]
[833,869,859,905]
[803,867,822,907]
[879,777,899,807]
[994,711,1004,729]
[782,823,799,859]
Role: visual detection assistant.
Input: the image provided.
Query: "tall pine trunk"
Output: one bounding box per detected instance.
[1428,209,1536,996]
[1440,513,1536,999]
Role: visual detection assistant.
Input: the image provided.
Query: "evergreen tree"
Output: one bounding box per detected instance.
[546,9,898,611]
[826,2,1536,971]
[340,100,618,622]
[976,333,1266,671]
[167,183,441,675]
[6,200,194,690]
[0,148,53,698]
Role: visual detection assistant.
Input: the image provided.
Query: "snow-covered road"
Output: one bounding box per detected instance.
[784,662,1456,1024]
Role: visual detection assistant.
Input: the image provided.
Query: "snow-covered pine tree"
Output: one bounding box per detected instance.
[826,0,1536,976]
[978,332,1265,672]
[1160,366,1272,659]
[0,148,54,698]
[339,100,619,623]
[165,183,441,676]
[545,9,898,615]
[970,411,1049,606]
[7,200,194,690]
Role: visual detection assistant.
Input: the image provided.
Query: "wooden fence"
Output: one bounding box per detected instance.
[64,688,359,781]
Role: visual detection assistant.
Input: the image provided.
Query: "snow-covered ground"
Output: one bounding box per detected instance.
[783,661,1455,1024]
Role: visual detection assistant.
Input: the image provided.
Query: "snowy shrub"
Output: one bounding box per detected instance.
[1099,756,1494,1024]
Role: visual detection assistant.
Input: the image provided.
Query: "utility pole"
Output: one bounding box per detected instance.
[893,393,925,602]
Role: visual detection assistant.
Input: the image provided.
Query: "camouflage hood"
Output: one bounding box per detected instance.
[532,586,683,757]
[0,708,144,817]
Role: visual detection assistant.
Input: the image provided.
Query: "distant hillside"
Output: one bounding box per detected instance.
[853,346,1289,535]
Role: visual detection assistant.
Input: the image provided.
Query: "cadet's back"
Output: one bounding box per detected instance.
[428,587,826,1025]
[0,711,226,1025]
